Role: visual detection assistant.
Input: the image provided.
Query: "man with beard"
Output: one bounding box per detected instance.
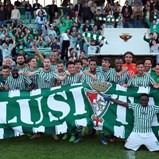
[0,65,10,84]
[54,60,66,86]
[16,54,27,72]
[81,58,104,83]
[0,65,10,90]
[80,58,106,144]
[5,65,34,91]
[143,57,155,76]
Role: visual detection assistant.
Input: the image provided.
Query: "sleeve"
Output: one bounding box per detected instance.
[145,18,151,27]
[24,76,32,85]
[0,82,4,87]
[81,74,86,83]
[149,76,155,85]
[33,70,40,75]
[127,78,133,86]
[128,103,137,110]
[154,105,159,113]
[52,73,58,79]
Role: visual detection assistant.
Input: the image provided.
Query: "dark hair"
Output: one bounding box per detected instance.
[115,57,123,63]
[57,60,64,64]
[123,51,135,63]
[74,59,83,65]
[27,57,36,63]
[82,57,88,61]
[136,60,144,66]
[140,93,149,98]
[2,65,10,70]
[102,57,111,63]
[89,58,97,64]
[143,57,153,66]
[66,61,75,68]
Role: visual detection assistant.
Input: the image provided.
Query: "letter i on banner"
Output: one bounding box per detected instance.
[116,96,128,125]
[70,87,86,116]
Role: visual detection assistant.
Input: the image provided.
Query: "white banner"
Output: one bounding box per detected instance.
[100,28,151,55]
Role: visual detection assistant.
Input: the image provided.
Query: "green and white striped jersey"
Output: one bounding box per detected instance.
[50,64,57,71]
[127,74,155,87]
[61,73,80,86]
[25,67,38,89]
[34,70,58,89]
[0,82,4,87]
[17,64,28,72]
[5,74,32,90]
[109,68,130,85]
[81,72,105,83]
[128,103,159,133]
[99,68,112,81]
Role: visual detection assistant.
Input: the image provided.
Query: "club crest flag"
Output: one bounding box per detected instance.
[0,83,159,139]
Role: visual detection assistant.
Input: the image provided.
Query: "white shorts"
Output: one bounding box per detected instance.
[125,131,159,151]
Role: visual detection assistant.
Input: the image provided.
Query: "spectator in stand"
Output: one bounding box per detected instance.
[0,5,7,27]
[50,39,60,52]
[122,7,131,28]
[155,0,159,12]
[74,0,83,17]
[14,0,22,7]
[122,1,132,16]
[11,5,21,26]
[82,1,93,23]
[73,11,81,25]
[41,21,50,43]
[66,3,75,19]
[145,18,159,33]
[21,0,27,6]
[33,0,40,18]
[132,2,142,28]
[150,39,159,63]
[82,19,92,32]
[48,0,58,24]
[104,2,111,15]
[36,5,47,17]
[0,37,16,61]
[5,0,14,20]
[143,31,153,47]
[105,10,115,28]
[61,29,70,61]
[88,0,97,15]
[35,10,47,34]
[25,0,32,24]
[94,9,102,30]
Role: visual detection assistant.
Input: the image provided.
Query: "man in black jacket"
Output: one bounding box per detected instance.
[49,0,58,24]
